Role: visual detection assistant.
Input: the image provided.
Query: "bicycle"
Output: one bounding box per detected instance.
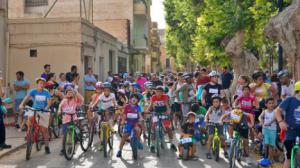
[62,108,90,160]
[152,112,168,157]
[229,129,243,168]
[291,136,300,168]
[145,113,152,146]
[209,122,221,161]
[24,106,49,161]
[179,134,194,161]
[129,124,140,160]
[194,114,207,146]
[49,106,61,139]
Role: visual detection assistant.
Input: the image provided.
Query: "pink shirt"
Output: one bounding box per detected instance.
[136,77,147,92]
[237,95,256,114]
[61,98,82,124]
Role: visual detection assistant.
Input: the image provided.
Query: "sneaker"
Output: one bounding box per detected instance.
[45,146,51,154]
[0,144,12,149]
[170,144,177,152]
[150,145,155,153]
[15,124,20,129]
[116,150,122,158]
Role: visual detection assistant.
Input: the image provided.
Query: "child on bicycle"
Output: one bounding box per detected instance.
[204,94,228,159]
[258,98,277,163]
[147,86,177,153]
[221,98,232,142]
[87,82,103,124]
[178,112,198,160]
[116,94,143,158]
[220,107,254,164]
[58,84,83,155]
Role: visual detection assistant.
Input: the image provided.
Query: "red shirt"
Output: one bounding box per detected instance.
[237,95,256,114]
[196,76,211,89]
[151,94,169,113]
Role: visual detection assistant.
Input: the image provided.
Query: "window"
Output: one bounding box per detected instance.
[25,0,48,7]
[30,49,37,57]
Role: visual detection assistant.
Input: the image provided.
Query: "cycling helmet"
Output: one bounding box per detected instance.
[35,77,46,83]
[186,112,197,118]
[64,83,75,92]
[294,81,300,92]
[45,81,55,89]
[182,72,193,79]
[95,82,103,89]
[191,103,200,113]
[208,71,219,77]
[124,81,130,87]
[252,71,265,80]
[130,93,140,101]
[103,82,112,89]
[144,81,153,88]
[155,85,164,91]
[278,69,289,78]
[117,89,125,95]
[131,83,141,90]
[211,94,222,102]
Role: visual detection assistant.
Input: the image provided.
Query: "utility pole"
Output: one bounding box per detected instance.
[278,0,283,71]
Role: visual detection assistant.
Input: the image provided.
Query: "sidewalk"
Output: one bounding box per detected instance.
[0,117,26,159]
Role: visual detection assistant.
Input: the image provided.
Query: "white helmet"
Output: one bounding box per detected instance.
[209,71,219,77]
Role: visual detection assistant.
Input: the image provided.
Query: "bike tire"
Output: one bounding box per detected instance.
[108,130,114,150]
[63,128,75,160]
[214,139,220,162]
[294,150,300,168]
[36,128,44,151]
[88,123,95,147]
[146,119,151,147]
[118,123,124,138]
[155,127,160,157]
[25,128,34,161]
[131,137,138,160]
[103,127,107,158]
[80,124,90,152]
[183,147,189,161]
[52,117,60,138]
[229,140,236,168]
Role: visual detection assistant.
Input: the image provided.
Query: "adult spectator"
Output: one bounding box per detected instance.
[196,68,211,87]
[57,73,67,91]
[41,64,51,79]
[0,77,11,150]
[13,71,30,129]
[221,66,234,104]
[66,65,77,83]
[46,73,59,89]
[151,73,163,87]
[275,81,300,168]
[72,73,80,91]
[106,71,113,83]
[201,71,225,109]
[84,68,97,103]
[278,70,294,100]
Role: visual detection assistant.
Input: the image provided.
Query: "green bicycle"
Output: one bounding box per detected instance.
[62,111,90,160]
[229,129,243,168]
[209,122,221,161]
[291,136,300,168]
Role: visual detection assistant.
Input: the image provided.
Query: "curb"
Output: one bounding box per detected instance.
[0,143,26,159]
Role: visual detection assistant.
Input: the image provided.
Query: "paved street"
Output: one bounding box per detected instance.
[0,128,252,168]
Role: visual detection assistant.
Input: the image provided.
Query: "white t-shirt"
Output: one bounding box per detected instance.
[281,82,294,99]
[263,110,276,130]
[174,82,183,103]
[98,93,115,110]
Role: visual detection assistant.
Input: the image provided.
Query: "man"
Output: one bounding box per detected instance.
[202,71,225,109]
[0,77,12,150]
[41,64,51,79]
[151,73,163,87]
[275,81,300,168]
[84,68,97,104]
[196,68,210,87]
[13,71,30,129]
[278,69,294,100]
[221,66,233,104]
[106,71,113,83]
[66,65,77,83]
[19,78,52,154]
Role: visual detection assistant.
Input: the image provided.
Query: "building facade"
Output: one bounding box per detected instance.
[0,0,7,80]
[149,22,161,73]
[158,29,176,72]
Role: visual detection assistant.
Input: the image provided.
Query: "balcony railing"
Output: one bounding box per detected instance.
[25,0,48,7]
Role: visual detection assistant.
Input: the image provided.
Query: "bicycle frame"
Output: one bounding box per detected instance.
[291,137,300,168]
[212,125,221,150]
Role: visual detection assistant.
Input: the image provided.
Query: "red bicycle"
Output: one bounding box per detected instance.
[24,106,49,160]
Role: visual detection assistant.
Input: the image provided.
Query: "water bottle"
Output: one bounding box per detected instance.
[296,136,300,145]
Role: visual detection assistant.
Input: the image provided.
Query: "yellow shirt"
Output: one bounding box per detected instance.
[250,83,271,101]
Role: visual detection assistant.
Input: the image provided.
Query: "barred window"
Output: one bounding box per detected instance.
[25,0,48,7]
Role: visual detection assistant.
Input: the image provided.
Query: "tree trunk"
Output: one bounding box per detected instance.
[264,0,300,81]
[223,30,259,95]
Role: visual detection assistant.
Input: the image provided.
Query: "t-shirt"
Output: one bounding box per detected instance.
[178,83,194,103]
[66,72,74,83]
[98,93,115,110]
[221,72,233,89]
[250,83,271,101]
[263,110,276,131]
[281,82,294,99]
[208,107,223,123]
[151,94,169,113]
[181,122,195,135]
[197,76,210,87]
[61,98,82,124]
[41,73,48,79]
[203,83,223,107]
[279,97,300,130]
[84,74,97,91]
[124,104,141,125]
[174,82,183,103]
[237,95,256,114]
[29,89,51,110]
[14,79,29,99]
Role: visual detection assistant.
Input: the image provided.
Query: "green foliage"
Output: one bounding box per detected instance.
[164,0,292,68]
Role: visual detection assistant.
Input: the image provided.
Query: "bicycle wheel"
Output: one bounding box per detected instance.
[80,124,90,152]
[130,137,138,160]
[118,123,124,138]
[52,116,60,138]
[236,141,242,162]
[146,119,151,147]
[294,150,300,168]
[88,123,95,147]
[25,128,34,160]
[155,127,160,157]
[63,128,75,160]
[229,141,236,168]
[102,127,107,158]
[108,130,114,150]
[214,139,220,162]
[36,128,44,151]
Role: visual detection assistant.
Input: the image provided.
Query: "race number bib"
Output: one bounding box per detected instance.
[294,106,300,124]
[209,88,218,94]
[64,106,73,113]
[152,116,158,122]
[127,113,138,119]
[35,95,46,102]
[180,137,192,144]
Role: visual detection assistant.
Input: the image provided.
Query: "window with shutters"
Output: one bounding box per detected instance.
[25,0,48,7]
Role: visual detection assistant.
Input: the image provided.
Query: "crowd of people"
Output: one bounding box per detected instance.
[0,64,299,168]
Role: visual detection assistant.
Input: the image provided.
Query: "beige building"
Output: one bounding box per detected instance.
[7,0,130,91]
[158,29,176,72]
[149,22,161,73]
[0,0,7,79]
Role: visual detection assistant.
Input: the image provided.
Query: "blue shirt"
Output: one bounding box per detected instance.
[84,74,97,91]
[279,96,300,140]
[221,72,233,89]
[29,89,51,110]
[14,79,29,99]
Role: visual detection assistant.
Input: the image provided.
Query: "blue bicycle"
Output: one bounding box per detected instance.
[130,126,140,160]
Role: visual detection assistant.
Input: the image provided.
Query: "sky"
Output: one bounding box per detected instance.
[151,0,166,29]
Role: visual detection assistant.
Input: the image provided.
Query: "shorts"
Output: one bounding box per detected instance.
[284,139,296,159]
[14,99,23,113]
[208,124,223,136]
[124,123,141,135]
[181,103,190,117]
[151,119,171,130]
[262,128,276,147]
[171,102,181,113]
